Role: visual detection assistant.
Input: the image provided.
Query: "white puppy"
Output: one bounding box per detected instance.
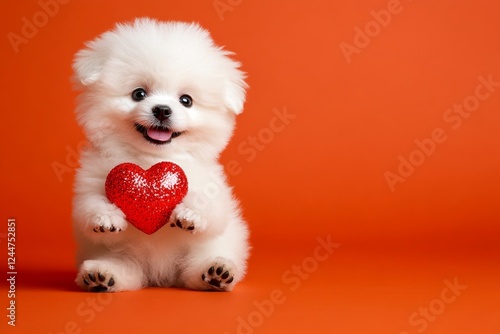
[72,18,249,292]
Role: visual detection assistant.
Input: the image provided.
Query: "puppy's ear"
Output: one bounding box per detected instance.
[225,69,248,115]
[73,39,107,86]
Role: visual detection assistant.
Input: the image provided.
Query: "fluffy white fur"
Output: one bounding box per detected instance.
[72,18,249,292]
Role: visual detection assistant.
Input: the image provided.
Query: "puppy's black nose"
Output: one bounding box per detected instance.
[152,105,172,121]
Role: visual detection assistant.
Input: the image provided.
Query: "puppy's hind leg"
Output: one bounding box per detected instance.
[179,219,250,291]
[76,254,145,292]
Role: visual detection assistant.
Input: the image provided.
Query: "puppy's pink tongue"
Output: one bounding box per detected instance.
[147,127,173,142]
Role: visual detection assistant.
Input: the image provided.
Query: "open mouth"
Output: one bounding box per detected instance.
[134,123,182,145]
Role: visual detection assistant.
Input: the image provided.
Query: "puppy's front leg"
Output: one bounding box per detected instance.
[169,202,207,234]
[168,179,233,235]
[74,193,128,235]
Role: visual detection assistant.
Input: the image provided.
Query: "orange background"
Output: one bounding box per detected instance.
[1,0,499,333]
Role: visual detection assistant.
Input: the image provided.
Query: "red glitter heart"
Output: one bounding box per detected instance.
[105,162,188,235]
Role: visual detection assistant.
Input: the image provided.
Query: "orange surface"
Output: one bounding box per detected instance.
[1,0,500,333]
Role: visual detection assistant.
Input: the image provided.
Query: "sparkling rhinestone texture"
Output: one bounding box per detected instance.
[105,162,188,235]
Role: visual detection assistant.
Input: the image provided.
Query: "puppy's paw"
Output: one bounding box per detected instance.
[201,257,236,291]
[76,263,117,292]
[80,271,116,292]
[169,205,207,234]
[76,259,144,292]
[90,203,127,234]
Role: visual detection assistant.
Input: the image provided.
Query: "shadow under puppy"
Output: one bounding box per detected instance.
[72,18,250,292]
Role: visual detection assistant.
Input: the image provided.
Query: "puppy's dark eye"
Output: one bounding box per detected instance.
[131,88,147,101]
[179,94,193,108]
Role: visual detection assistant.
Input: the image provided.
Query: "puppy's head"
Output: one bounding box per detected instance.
[73,18,247,158]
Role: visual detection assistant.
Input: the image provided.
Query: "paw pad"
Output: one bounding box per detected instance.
[82,271,115,292]
[93,224,122,233]
[202,264,234,291]
[170,219,195,231]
